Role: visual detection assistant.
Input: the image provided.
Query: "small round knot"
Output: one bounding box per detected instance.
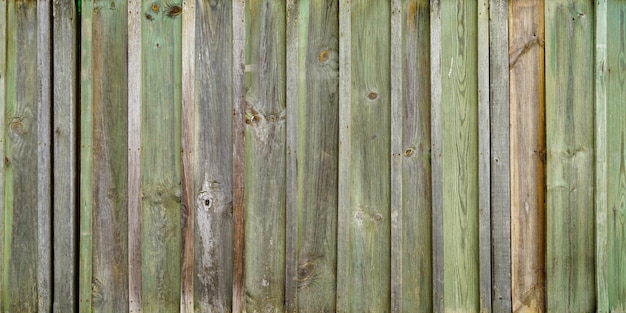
[318,50,330,63]
[404,147,415,157]
[367,92,378,100]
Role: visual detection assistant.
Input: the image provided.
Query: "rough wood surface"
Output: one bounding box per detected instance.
[509,1,546,312]
[391,0,402,311]
[488,1,511,312]
[53,1,78,311]
[545,1,595,311]
[0,0,6,307]
[292,1,339,312]
[399,0,432,312]
[606,1,626,311]
[440,0,479,311]
[244,1,286,312]
[140,0,183,310]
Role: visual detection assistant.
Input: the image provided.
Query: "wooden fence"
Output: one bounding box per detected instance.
[1,0,625,312]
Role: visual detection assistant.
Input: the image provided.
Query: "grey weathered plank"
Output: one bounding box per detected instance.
[509,1,546,312]
[0,0,6,306]
[193,0,234,311]
[244,1,286,312]
[545,1,595,311]
[429,1,444,312]
[293,1,340,312]
[488,1,511,312]
[231,0,246,311]
[398,1,433,312]
[53,1,78,311]
[127,0,142,311]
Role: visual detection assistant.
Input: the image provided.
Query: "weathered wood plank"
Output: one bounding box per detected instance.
[0,0,6,306]
[345,1,391,311]
[606,1,626,311]
[232,0,246,311]
[399,1,432,312]
[140,0,183,310]
[430,1,444,312]
[1,1,50,311]
[127,0,142,311]
[594,0,608,311]
[440,0,479,311]
[180,0,195,311]
[79,0,95,311]
[336,0,351,310]
[545,0,595,311]
[477,0,491,311]
[53,1,78,311]
[193,0,234,312]
[244,1,286,312]
[291,1,339,312]
[488,1,511,312]
[509,1,546,312]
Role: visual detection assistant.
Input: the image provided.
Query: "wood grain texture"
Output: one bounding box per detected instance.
[84,1,130,312]
[1,1,50,311]
[346,1,391,311]
[545,0,595,311]
[391,0,402,311]
[140,0,183,310]
[440,0,479,311]
[429,1,444,312]
[244,1,286,312]
[488,1,511,312]
[606,1,626,311]
[193,0,234,311]
[509,1,546,312]
[292,1,339,312]
[399,1,432,312]
[231,0,246,311]
[53,1,78,311]
[0,0,6,306]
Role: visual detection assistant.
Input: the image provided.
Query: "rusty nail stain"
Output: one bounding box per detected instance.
[166,4,182,17]
[318,50,330,63]
[367,92,378,100]
[151,3,160,12]
[404,147,415,157]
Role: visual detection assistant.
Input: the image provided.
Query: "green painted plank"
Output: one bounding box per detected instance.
[84,1,130,312]
[1,1,50,311]
[0,0,5,306]
[140,0,182,311]
[606,1,626,311]
[244,1,286,312]
[193,0,234,311]
[545,0,595,312]
[399,0,432,312]
[440,0,479,311]
[53,1,78,311]
[294,1,339,312]
[346,1,391,311]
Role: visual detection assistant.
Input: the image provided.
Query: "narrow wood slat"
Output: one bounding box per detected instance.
[336,0,351,311]
[429,1,444,312]
[243,1,286,311]
[488,1,511,312]
[0,0,6,306]
[477,0,491,311]
[127,0,142,311]
[400,0,432,312]
[545,1,595,311]
[194,0,234,311]
[509,1,546,311]
[180,0,195,311]
[231,0,246,311]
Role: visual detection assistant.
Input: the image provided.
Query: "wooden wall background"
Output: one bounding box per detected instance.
[1,0,625,312]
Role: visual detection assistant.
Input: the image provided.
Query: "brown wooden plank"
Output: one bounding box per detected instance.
[509,1,546,312]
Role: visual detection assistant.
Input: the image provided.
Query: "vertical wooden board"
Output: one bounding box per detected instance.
[509,1,546,312]
[347,1,391,311]
[53,1,78,311]
[1,1,47,311]
[545,0,595,312]
[0,0,5,306]
[244,1,286,312]
[400,0,432,312]
[140,0,182,311]
[440,0,479,311]
[193,0,234,311]
[606,1,626,310]
[88,0,130,312]
[293,1,339,312]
